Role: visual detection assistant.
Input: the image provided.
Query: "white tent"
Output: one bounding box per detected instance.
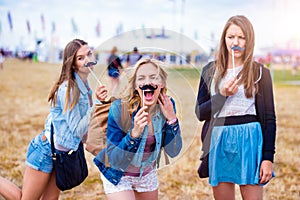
[94,28,206,55]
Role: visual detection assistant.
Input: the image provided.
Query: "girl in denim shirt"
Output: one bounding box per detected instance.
[0,39,107,200]
[94,58,182,200]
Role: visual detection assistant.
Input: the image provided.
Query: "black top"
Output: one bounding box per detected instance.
[108,54,122,70]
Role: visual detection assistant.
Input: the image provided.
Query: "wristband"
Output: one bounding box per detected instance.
[167,118,177,125]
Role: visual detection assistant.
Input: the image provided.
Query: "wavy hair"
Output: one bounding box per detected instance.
[48,39,87,112]
[215,15,258,98]
[123,58,168,115]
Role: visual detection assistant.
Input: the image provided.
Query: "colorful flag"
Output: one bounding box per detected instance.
[41,14,45,31]
[95,20,100,37]
[71,18,78,34]
[7,11,13,31]
[26,20,31,34]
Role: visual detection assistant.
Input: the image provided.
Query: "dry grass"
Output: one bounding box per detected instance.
[0,59,299,200]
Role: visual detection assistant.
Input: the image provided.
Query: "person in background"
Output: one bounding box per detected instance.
[0,49,5,70]
[107,46,123,95]
[94,58,182,200]
[195,15,276,200]
[126,47,142,68]
[0,39,107,200]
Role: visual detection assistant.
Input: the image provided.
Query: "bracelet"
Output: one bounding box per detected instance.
[167,118,177,125]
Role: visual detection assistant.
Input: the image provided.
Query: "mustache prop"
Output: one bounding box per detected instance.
[139,84,158,91]
[84,60,97,67]
[231,46,244,51]
[83,60,103,85]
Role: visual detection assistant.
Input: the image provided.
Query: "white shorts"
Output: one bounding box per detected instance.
[100,170,158,194]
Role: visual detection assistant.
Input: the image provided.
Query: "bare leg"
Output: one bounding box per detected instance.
[106,190,135,200]
[240,185,263,200]
[0,176,22,200]
[135,189,158,200]
[40,171,60,200]
[21,167,52,200]
[212,182,235,200]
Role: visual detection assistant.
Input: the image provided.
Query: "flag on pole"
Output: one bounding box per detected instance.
[194,30,198,40]
[116,22,123,35]
[51,21,56,33]
[141,24,146,37]
[26,20,31,34]
[7,11,13,31]
[161,26,165,38]
[95,20,100,37]
[41,14,45,31]
[71,18,78,34]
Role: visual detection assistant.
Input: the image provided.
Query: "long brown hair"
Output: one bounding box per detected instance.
[124,58,168,115]
[215,15,258,98]
[48,39,88,112]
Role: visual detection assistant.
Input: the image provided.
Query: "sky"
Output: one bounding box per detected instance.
[1,0,300,54]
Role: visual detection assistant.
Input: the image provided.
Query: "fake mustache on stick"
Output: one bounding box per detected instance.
[231,46,244,51]
[139,84,158,91]
[84,60,97,67]
[83,60,103,86]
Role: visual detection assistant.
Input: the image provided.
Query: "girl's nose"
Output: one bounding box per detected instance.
[233,36,239,45]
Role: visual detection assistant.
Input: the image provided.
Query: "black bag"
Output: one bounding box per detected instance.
[50,124,88,191]
[198,153,209,178]
[197,111,221,179]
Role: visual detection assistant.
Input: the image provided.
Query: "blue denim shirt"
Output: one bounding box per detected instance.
[45,73,93,150]
[94,98,182,185]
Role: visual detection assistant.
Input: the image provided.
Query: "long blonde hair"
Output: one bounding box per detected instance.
[48,39,87,112]
[215,15,258,98]
[124,58,168,115]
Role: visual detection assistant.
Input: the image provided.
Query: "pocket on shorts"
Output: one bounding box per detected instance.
[26,133,53,172]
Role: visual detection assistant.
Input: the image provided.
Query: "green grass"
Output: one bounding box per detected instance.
[167,67,300,85]
[272,69,300,83]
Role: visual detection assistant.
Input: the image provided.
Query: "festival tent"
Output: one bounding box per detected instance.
[90,28,208,65]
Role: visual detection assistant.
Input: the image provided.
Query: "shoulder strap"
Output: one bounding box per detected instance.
[50,123,56,160]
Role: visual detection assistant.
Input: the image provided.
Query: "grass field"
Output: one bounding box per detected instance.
[0,59,299,200]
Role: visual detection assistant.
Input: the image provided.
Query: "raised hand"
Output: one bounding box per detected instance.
[95,85,108,102]
[130,106,149,138]
[158,94,176,122]
[220,77,239,97]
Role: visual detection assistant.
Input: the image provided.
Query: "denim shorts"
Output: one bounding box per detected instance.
[25,132,53,173]
[100,170,158,194]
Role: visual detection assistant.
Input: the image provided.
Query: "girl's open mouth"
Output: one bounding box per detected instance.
[144,89,154,101]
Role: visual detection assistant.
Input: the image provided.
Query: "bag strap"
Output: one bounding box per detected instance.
[50,123,57,161]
